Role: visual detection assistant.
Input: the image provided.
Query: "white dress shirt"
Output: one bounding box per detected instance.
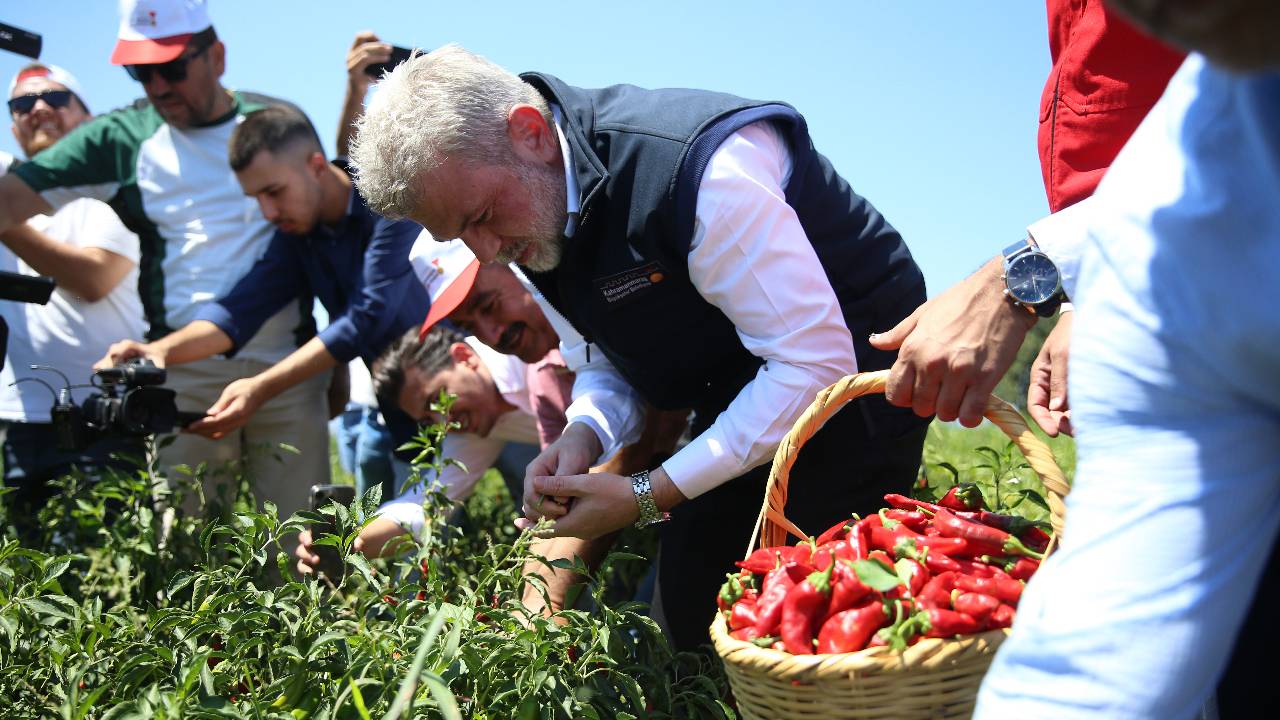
[375,337,539,534]
[553,119,857,499]
[1027,195,1096,303]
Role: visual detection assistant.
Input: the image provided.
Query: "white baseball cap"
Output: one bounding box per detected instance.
[9,64,88,110]
[409,231,480,341]
[110,0,213,66]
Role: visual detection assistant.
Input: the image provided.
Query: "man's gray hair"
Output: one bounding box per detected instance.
[371,325,466,413]
[350,44,551,220]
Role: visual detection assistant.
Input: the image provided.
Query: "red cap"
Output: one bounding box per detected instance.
[418,258,480,341]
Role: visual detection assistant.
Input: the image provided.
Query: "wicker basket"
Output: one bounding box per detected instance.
[710,370,1071,720]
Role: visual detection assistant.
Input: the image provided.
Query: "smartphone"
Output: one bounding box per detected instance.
[364,45,416,78]
[309,483,357,578]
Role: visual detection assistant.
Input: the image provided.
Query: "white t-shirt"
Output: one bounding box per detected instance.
[0,198,146,422]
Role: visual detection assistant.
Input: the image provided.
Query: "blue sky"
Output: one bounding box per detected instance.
[1,1,1052,296]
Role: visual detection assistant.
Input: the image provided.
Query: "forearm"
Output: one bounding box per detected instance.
[253,336,339,400]
[0,174,51,236]
[336,86,365,158]
[522,532,620,615]
[151,320,235,365]
[0,224,127,301]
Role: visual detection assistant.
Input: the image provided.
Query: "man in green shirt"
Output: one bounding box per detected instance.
[0,0,330,524]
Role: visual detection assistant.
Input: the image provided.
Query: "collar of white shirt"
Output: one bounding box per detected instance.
[550,103,580,238]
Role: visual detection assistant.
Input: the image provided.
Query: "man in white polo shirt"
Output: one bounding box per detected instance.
[1,62,146,536]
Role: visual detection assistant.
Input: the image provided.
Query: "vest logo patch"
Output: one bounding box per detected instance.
[594,261,667,305]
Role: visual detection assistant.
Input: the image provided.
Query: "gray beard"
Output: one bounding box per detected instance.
[500,158,568,272]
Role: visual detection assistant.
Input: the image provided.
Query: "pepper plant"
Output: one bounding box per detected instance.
[0,395,737,719]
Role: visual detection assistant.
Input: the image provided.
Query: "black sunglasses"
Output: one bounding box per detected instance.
[8,89,75,115]
[124,40,212,85]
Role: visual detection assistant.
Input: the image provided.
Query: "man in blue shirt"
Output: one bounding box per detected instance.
[99,105,427,503]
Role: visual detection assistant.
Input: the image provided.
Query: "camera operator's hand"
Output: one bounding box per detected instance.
[294,518,412,575]
[186,377,265,439]
[95,339,167,370]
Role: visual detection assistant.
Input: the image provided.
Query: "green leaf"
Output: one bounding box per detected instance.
[422,672,462,720]
[850,559,904,592]
[19,596,75,621]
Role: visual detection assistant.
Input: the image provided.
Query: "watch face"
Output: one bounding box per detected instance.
[1006,253,1061,305]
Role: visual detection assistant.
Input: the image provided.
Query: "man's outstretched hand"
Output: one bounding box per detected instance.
[870,256,1037,427]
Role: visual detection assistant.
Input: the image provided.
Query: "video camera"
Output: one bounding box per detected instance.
[17,359,203,452]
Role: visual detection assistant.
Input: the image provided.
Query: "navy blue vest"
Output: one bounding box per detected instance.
[522,73,925,413]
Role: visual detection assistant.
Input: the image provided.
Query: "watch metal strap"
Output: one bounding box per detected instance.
[631,470,669,528]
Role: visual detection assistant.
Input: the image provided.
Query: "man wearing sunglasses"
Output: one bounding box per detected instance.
[1,63,146,539]
[0,0,331,522]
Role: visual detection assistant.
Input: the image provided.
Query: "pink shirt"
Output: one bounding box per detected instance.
[525,348,575,449]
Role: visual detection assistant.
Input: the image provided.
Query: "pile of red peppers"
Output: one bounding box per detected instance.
[718,484,1051,655]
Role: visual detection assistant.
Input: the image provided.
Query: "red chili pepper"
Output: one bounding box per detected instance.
[932,507,1044,560]
[815,515,858,547]
[893,534,969,562]
[729,598,760,631]
[780,562,836,654]
[730,626,764,642]
[752,562,811,635]
[939,483,986,511]
[953,558,1006,578]
[1004,557,1040,581]
[988,603,1016,629]
[848,521,871,561]
[916,571,957,610]
[954,574,1024,605]
[869,524,920,555]
[736,545,806,575]
[952,591,1001,625]
[816,600,887,654]
[823,560,873,621]
[830,539,856,563]
[917,607,983,638]
[884,493,942,513]
[1019,526,1053,553]
[923,551,962,575]
[867,549,894,569]
[882,508,929,532]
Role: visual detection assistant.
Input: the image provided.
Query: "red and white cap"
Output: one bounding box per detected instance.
[110,0,213,66]
[9,64,87,108]
[409,231,480,341]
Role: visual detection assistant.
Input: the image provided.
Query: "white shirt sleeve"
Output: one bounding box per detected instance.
[659,121,857,499]
[373,431,505,534]
[514,267,644,462]
[1026,195,1096,301]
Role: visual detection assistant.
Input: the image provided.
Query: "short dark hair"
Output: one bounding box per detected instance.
[371,325,466,414]
[228,104,322,171]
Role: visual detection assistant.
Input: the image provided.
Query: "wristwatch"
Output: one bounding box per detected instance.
[630,470,671,529]
[1001,239,1065,317]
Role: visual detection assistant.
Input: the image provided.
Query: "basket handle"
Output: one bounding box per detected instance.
[746,370,1071,557]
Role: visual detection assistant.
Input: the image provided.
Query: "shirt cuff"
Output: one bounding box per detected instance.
[565,396,642,463]
[1026,196,1096,301]
[317,320,360,364]
[373,498,426,536]
[660,423,760,499]
[190,302,247,356]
